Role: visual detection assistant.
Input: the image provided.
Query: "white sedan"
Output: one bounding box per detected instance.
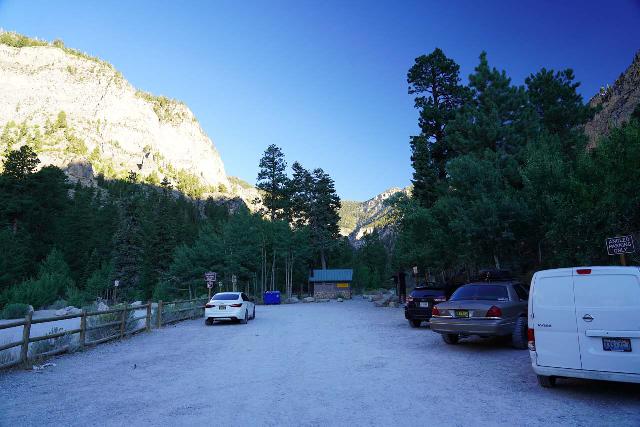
[205,292,255,325]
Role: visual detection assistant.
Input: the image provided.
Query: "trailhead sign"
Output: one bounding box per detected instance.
[606,235,635,256]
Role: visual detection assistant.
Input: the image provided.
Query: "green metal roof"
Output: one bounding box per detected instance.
[309,269,353,282]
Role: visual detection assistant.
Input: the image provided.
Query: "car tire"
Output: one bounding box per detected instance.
[442,334,459,345]
[512,316,528,349]
[409,319,421,328]
[240,310,248,324]
[205,318,213,326]
[537,375,556,388]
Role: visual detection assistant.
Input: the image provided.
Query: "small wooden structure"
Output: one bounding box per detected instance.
[309,269,353,299]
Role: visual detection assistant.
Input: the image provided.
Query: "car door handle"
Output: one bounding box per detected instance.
[582,314,594,322]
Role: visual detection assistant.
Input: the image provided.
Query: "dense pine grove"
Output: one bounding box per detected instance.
[0,143,376,315]
[390,49,640,284]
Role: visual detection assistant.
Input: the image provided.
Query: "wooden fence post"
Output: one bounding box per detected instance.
[79,310,87,349]
[20,311,33,369]
[157,300,163,328]
[119,305,127,339]
[146,302,152,332]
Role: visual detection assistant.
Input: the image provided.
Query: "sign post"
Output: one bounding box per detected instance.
[113,280,119,303]
[232,274,237,292]
[205,272,217,299]
[606,235,635,266]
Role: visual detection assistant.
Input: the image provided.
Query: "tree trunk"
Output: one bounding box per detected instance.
[320,247,327,270]
[493,254,501,270]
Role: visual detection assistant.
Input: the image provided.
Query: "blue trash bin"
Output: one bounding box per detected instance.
[263,291,281,305]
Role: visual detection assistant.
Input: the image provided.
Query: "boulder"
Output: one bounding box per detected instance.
[55,306,82,316]
[303,297,315,303]
[285,297,300,304]
[96,301,109,311]
[130,301,143,307]
[388,301,399,308]
[337,298,344,302]
[315,298,330,303]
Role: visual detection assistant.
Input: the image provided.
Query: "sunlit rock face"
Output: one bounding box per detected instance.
[0,36,230,194]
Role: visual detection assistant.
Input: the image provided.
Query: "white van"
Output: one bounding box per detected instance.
[528,266,640,387]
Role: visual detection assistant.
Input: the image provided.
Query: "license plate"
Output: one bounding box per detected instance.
[219,305,226,310]
[455,310,469,318]
[603,337,631,352]
[419,302,430,308]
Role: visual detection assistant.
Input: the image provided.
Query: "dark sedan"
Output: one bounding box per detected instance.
[404,284,447,327]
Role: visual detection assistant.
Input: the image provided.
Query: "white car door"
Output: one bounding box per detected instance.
[573,267,640,375]
[530,269,582,369]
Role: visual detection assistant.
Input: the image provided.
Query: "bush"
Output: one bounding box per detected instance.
[28,327,74,361]
[1,303,30,319]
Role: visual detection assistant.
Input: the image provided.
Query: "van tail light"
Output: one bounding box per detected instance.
[431,306,440,316]
[485,306,502,318]
[527,328,536,351]
[230,303,242,308]
[576,268,591,275]
[434,296,446,302]
[205,303,215,308]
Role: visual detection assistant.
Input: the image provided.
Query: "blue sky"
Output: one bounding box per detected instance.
[1,1,639,200]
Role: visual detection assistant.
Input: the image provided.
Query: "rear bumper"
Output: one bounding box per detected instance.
[530,356,640,384]
[405,307,432,320]
[429,317,515,336]
[205,307,243,320]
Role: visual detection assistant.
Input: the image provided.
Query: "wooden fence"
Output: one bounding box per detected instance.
[0,298,206,371]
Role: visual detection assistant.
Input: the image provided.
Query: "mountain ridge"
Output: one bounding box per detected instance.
[0,31,258,204]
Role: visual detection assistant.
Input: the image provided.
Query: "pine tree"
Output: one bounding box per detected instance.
[289,161,313,228]
[308,168,341,269]
[110,195,145,298]
[256,144,290,221]
[1,145,40,181]
[408,48,467,206]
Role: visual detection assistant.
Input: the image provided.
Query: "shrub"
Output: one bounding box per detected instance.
[65,286,87,308]
[85,304,136,342]
[28,327,74,361]
[1,303,30,319]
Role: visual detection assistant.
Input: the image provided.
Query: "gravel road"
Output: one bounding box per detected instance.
[1,299,639,426]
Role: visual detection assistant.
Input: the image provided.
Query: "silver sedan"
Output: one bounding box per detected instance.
[429,282,529,349]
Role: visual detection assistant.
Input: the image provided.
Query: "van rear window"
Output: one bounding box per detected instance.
[450,285,509,301]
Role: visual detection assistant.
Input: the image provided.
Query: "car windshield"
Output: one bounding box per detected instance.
[450,285,509,301]
[212,293,240,301]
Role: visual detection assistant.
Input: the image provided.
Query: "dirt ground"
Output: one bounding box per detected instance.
[1,299,639,426]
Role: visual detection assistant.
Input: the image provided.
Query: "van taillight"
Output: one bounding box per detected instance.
[576,268,591,275]
[527,328,535,351]
[431,306,440,316]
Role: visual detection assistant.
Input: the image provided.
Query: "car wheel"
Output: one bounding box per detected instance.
[442,334,459,345]
[511,316,528,349]
[240,310,248,324]
[409,319,421,328]
[205,318,213,326]
[537,375,556,388]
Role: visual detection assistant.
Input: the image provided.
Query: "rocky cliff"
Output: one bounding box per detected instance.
[585,51,640,146]
[339,186,410,247]
[0,32,254,200]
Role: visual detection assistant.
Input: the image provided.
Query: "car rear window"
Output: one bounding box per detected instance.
[212,293,240,301]
[450,285,509,301]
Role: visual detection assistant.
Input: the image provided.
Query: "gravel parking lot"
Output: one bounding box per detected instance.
[1,298,639,426]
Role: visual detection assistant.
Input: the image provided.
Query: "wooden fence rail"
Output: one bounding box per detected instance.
[0,298,207,371]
